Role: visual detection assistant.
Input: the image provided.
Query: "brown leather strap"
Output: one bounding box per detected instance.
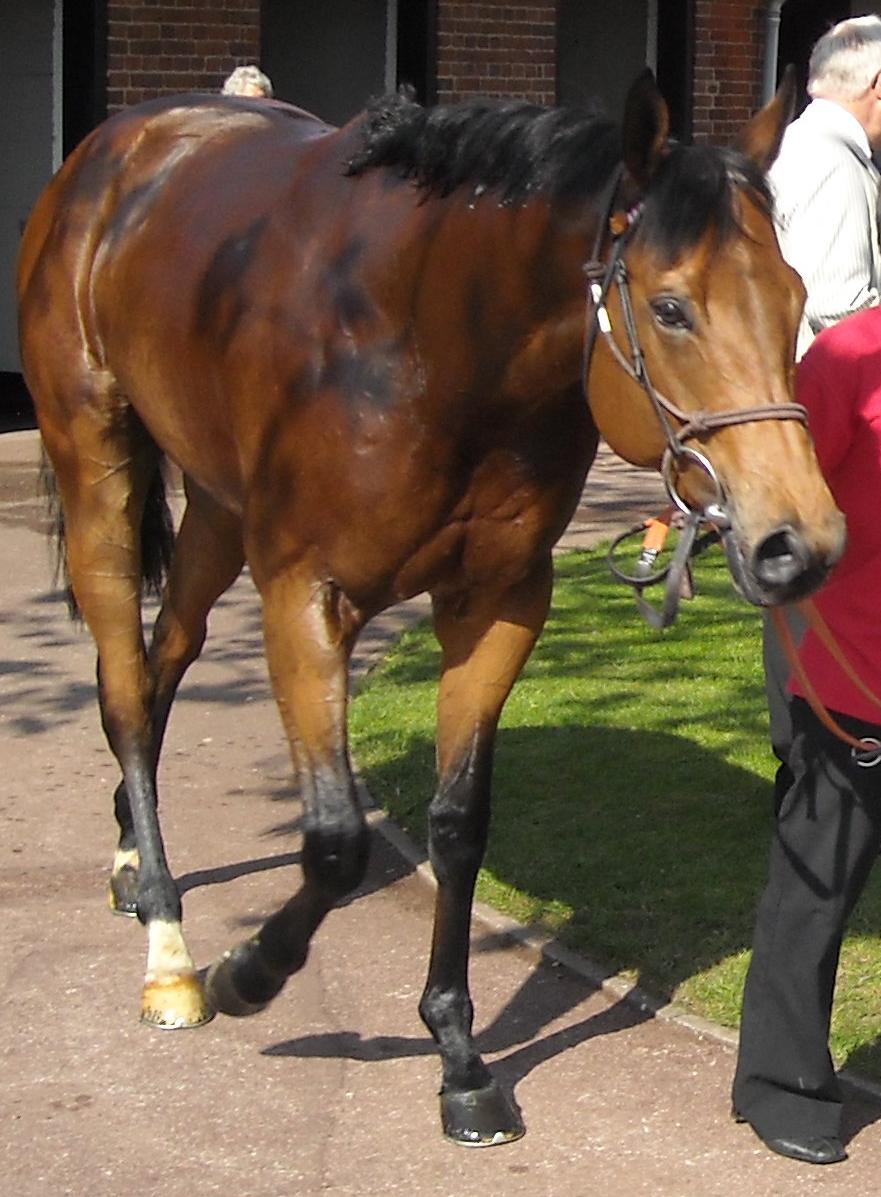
[770,600,881,754]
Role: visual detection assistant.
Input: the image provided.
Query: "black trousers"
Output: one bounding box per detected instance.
[732,615,881,1139]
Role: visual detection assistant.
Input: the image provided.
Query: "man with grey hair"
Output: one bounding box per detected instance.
[221,64,274,99]
[770,14,881,359]
[733,17,881,1167]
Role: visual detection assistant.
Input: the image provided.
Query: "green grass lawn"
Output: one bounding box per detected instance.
[349,545,881,1080]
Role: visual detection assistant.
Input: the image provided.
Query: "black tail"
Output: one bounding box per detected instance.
[41,446,176,620]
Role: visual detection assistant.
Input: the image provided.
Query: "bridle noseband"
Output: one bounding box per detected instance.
[583,166,808,627]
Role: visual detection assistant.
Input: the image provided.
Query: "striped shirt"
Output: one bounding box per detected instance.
[768,99,881,358]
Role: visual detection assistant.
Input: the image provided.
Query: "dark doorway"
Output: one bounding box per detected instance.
[657,0,694,141]
[63,0,107,156]
[397,0,437,103]
[556,0,693,140]
[262,1,388,124]
[557,0,650,116]
[778,0,850,111]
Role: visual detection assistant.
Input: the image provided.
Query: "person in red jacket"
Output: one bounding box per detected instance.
[733,305,881,1165]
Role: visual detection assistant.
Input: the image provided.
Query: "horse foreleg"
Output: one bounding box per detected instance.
[421,560,553,1145]
[206,566,367,1015]
[108,481,244,916]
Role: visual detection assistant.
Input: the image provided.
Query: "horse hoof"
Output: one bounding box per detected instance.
[441,1081,525,1147]
[205,947,271,1018]
[107,868,139,918]
[140,972,215,1030]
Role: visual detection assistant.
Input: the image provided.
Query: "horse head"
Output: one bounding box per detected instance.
[585,69,845,606]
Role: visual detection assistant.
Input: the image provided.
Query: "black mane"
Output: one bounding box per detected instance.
[346,90,774,262]
[345,90,621,205]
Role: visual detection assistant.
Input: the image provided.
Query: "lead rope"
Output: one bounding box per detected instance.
[770,602,881,765]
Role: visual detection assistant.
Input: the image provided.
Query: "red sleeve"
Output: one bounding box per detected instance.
[795,327,859,478]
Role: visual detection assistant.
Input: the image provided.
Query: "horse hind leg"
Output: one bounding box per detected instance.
[40,400,211,1030]
[420,560,554,1145]
[206,562,369,1017]
[108,479,245,917]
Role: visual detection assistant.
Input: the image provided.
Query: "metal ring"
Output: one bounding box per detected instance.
[853,736,881,769]
[662,446,726,518]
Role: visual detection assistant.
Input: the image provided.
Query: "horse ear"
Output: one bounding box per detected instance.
[621,68,670,189]
[735,64,797,170]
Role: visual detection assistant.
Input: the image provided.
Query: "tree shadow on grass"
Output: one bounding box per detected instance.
[351,719,881,1105]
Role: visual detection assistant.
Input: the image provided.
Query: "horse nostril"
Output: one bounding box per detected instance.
[753,527,809,588]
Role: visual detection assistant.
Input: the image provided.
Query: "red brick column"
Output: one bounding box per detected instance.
[692,0,765,143]
[435,0,557,105]
[106,1,261,110]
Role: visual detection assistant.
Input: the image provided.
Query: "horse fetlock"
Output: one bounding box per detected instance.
[302,821,370,901]
[205,937,289,1017]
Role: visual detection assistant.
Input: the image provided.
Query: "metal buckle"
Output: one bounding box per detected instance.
[853,736,881,768]
[662,446,728,525]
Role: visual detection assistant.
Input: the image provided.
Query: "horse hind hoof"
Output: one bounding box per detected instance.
[107,867,139,918]
[140,972,215,1030]
[205,946,273,1018]
[441,1081,525,1147]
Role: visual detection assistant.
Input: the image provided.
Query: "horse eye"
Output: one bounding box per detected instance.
[650,295,693,331]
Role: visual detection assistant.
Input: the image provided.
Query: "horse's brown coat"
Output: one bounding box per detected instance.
[17,77,844,1142]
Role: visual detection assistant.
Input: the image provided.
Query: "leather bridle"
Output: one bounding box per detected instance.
[583,167,808,627]
[583,171,881,762]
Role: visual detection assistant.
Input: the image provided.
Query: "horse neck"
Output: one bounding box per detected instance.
[428,193,594,401]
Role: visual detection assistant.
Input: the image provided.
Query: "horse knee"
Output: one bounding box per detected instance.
[427,783,490,884]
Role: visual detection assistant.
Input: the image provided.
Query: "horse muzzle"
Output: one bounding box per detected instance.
[722,521,845,607]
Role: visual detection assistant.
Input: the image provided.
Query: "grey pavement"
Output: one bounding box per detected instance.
[3,427,881,1195]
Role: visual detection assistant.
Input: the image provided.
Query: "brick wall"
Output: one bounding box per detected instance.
[100,1,773,141]
[435,1,557,105]
[692,0,764,143]
[106,1,261,111]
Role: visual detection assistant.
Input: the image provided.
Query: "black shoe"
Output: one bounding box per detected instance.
[762,1134,846,1165]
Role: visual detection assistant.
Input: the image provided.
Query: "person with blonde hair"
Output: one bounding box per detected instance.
[221,64,273,99]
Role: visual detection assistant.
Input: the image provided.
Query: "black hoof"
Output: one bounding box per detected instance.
[205,939,286,1018]
[441,1081,525,1147]
[107,867,139,917]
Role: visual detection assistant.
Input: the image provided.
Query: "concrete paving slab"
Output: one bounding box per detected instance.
[3,428,881,1195]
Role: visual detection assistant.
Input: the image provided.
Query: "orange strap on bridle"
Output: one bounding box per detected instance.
[770,600,881,759]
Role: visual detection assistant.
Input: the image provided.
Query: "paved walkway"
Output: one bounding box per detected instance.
[3,428,881,1195]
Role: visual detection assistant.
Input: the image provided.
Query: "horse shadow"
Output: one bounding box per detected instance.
[252,720,881,1142]
[23,553,873,1135]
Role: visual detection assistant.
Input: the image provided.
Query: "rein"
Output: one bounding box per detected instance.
[771,602,881,766]
[606,507,720,630]
[583,165,808,628]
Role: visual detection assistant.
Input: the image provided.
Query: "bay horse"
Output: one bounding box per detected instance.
[17,70,844,1146]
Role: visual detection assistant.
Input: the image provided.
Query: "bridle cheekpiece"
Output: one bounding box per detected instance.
[583,165,808,627]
